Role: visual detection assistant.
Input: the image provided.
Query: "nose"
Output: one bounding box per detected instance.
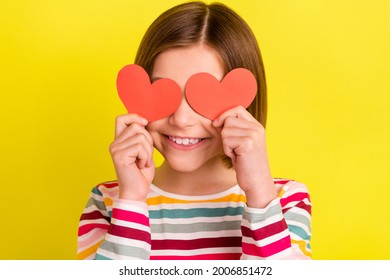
[168,96,198,128]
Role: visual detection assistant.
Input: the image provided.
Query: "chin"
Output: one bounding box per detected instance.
[163,152,224,173]
[165,158,204,173]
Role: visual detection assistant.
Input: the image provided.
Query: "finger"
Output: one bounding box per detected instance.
[115,122,153,147]
[222,135,256,159]
[135,147,152,169]
[115,114,148,138]
[212,106,256,128]
[222,116,259,130]
[135,143,154,169]
[145,155,154,168]
[222,138,238,161]
[127,144,150,170]
[213,116,251,136]
[112,140,154,170]
[111,133,153,156]
[221,126,255,140]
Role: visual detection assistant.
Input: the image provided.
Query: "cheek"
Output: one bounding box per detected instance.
[146,119,164,133]
[206,123,222,140]
[146,121,164,145]
[206,125,224,149]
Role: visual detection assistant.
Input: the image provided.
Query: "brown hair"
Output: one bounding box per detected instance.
[135,1,267,167]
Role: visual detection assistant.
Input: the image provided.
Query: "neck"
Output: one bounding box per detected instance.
[153,158,237,196]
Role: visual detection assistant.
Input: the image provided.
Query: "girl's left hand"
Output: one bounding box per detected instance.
[212,106,277,208]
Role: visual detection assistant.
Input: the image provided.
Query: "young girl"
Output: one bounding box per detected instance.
[78,1,312,260]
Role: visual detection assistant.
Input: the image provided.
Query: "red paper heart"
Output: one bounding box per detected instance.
[116,64,182,122]
[185,68,257,120]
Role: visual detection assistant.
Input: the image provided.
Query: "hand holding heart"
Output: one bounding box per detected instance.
[114,64,275,205]
[117,64,257,121]
[109,114,155,201]
[213,107,277,208]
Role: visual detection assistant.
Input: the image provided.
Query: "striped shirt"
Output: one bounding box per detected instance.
[77,179,312,260]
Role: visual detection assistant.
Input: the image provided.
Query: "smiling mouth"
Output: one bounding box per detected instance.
[168,136,205,146]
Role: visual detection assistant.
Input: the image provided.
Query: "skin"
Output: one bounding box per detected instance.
[109,44,276,208]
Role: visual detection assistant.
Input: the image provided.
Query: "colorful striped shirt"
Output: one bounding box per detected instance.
[77,179,312,260]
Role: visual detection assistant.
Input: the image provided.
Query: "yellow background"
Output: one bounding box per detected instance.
[1,0,389,259]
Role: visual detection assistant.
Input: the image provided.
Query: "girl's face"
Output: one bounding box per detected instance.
[147,44,225,172]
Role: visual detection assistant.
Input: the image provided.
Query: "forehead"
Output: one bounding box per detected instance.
[151,44,225,86]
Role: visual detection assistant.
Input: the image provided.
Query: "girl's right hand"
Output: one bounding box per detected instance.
[109,114,155,201]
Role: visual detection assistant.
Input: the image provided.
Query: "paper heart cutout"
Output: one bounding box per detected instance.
[116,64,182,122]
[185,68,257,120]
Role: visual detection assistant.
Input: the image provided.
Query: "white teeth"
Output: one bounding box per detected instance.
[169,136,202,145]
[189,138,199,144]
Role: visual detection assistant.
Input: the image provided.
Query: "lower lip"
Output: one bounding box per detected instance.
[165,136,206,151]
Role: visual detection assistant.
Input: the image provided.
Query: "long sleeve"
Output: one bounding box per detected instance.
[240,180,312,259]
[77,186,110,259]
[77,183,152,260]
[95,200,151,259]
[78,180,311,260]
